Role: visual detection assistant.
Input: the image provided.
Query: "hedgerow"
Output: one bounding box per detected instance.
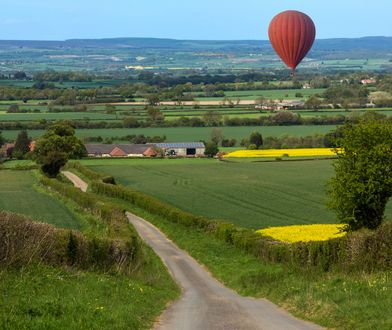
[78,163,392,272]
[0,211,141,274]
[65,162,116,184]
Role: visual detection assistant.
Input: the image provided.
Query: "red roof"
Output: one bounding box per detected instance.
[143,147,158,157]
[110,147,127,157]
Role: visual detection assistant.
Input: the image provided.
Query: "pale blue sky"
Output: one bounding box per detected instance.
[0,0,391,40]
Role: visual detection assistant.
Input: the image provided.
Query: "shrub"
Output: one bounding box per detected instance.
[328,119,392,230]
[0,211,142,274]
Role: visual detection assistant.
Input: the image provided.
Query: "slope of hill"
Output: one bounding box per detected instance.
[0,36,391,72]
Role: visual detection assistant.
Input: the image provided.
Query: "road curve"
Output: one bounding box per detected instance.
[62,171,88,192]
[126,212,323,330]
[62,171,323,330]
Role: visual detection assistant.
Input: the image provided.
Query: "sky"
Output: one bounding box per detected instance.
[0,0,391,40]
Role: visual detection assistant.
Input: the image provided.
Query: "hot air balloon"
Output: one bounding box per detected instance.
[268,10,316,71]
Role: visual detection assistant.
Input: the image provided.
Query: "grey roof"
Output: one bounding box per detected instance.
[156,142,205,149]
[117,144,154,154]
[85,144,154,155]
[85,144,115,154]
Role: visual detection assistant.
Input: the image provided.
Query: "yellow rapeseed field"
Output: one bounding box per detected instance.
[256,224,347,243]
[224,148,340,158]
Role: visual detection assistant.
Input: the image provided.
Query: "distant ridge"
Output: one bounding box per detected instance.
[0,36,391,51]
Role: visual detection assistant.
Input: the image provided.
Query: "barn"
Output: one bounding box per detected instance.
[85,144,157,158]
[156,142,205,157]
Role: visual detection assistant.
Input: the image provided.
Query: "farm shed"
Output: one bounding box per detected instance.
[85,144,157,158]
[0,143,15,158]
[156,142,205,157]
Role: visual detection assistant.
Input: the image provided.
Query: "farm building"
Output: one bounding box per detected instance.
[156,142,205,157]
[255,100,305,111]
[0,143,15,158]
[85,144,158,158]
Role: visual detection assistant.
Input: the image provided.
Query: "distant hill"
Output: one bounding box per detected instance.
[0,36,391,52]
[0,36,390,73]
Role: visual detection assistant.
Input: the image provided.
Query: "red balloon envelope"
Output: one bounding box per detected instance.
[268,10,316,70]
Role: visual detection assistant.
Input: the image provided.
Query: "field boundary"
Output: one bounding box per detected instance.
[69,162,392,273]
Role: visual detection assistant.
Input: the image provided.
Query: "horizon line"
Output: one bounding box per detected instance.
[0,35,390,42]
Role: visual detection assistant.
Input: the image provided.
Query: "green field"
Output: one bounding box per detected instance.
[0,111,118,121]
[2,125,338,143]
[84,158,392,229]
[0,170,80,229]
[222,88,325,100]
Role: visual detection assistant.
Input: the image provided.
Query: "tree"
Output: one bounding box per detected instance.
[33,123,86,177]
[305,96,322,109]
[0,131,4,149]
[211,128,224,145]
[255,96,266,106]
[204,142,219,157]
[221,138,236,147]
[249,131,263,149]
[147,94,161,106]
[203,110,222,127]
[328,119,392,231]
[14,71,27,80]
[7,104,20,113]
[13,130,31,159]
[123,117,140,128]
[147,108,164,124]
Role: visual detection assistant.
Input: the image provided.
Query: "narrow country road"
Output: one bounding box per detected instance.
[64,171,323,330]
[127,212,323,330]
[62,171,88,192]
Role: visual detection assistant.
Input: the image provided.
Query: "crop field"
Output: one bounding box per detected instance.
[221,88,325,100]
[225,148,339,158]
[0,111,118,121]
[1,102,391,123]
[83,158,392,229]
[2,125,338,142]
[0,170,80,229]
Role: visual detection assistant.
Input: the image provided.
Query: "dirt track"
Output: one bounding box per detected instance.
[64,171,323,330]
[62,171,88,192]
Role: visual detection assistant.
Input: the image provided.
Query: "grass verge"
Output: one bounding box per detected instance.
[0,171,180,329]
[0,263,178,330]
[119,204,392,330]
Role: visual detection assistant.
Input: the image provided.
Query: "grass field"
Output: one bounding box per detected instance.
[83,158,392,229]
[2,125,338,143]
[220,88,325,100]
[0,111,118,121]
[0,170,80,229]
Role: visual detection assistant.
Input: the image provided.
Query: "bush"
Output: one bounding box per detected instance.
[328,120,392,230]
[0,211,142,274]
